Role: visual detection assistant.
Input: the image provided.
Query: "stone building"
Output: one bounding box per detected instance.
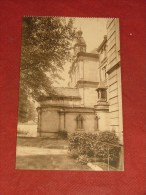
[37,18,123,143]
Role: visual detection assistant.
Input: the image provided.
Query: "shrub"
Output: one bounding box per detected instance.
[98,130,119,144]
[77,155,89,165]
[58,130,68,139]
[68,131,120,167]
[68,149,79,159]
[68,132,98,158]
[95,131,120,166]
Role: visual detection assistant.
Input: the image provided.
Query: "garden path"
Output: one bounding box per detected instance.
[16,146,68,156]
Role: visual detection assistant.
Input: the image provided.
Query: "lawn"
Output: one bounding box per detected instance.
[16,137,92,170]
[16,137,68,149]
[16,154,92,170]
[16,137,117,171]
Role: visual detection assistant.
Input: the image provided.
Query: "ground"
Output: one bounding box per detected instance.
[16,137,92,170]
[16,137,68,149]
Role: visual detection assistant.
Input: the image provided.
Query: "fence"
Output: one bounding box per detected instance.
[97,141,124,171]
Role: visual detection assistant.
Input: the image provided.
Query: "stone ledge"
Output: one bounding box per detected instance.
[87,162,103,171]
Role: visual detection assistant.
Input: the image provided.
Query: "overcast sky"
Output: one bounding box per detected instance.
[53,17,107,87]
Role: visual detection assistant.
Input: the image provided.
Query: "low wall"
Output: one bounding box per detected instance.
[17,123,37,137]
[37,106,98,137]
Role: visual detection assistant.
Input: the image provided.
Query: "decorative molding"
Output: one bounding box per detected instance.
[76,80,99,88]
[107,62,120,74]
[42,95,81,101]
[77,52,99,58]
[97,36,107,52]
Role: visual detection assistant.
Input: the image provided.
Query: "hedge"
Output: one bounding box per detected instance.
[68,131,120,167]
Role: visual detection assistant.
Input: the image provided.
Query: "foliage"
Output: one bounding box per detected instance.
[95,131,120,165]
[18,17,76,122]
[58,130,68,139]
[68,131,120,166]
[20,17,76,100]
[68,149,79,159]
[77,155,89,165]
[18,91,36,123]
[68,132,98,158]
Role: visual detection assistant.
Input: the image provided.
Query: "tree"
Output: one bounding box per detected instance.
[20,16,76,99]
[18,17,76,122]
[18,91,36,123]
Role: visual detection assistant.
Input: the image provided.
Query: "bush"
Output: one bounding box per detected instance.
[58,130,68,139]
[95,131,120,166]
[68,132,98,158]
[68,149,79,159]
[68,131,120,167]
[77,155,89,165]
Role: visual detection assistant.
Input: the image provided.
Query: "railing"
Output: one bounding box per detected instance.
[97,141,124,171]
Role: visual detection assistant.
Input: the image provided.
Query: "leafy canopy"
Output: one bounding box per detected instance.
[20,16,76,100]
[18,17,76,122]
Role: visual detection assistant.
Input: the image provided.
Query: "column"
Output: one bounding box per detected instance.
[59,109,65,131]
[37,107,41,137]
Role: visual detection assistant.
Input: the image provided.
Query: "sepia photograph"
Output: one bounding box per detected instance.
[16,17,124,171]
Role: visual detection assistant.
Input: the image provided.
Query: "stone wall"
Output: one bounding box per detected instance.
[83,87,98,107]
[83,57,99,82]
[107,18,120,72]
[106,18,123,142]
[37,107,59,138]
[37,106,98,137]
[69,55,99,88]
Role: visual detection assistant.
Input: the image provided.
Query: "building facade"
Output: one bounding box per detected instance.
[37,18,123,143]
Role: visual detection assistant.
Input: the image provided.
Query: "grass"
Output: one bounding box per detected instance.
[16,154,92,170]
[16,137,91,170]
[16,137,118,171]
[16,137,68,149]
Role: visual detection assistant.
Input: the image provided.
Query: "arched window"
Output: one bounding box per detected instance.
[101,89,107,99]
[76,114,84,130]
[95,116,100,130]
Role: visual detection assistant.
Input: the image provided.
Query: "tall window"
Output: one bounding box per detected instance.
[101,89,107,99]
[101,66,107,81]
[97,88,107,101]
[95,116,100,130]
[76,114,84,129]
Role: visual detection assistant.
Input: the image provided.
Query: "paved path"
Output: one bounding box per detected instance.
[16,146,68,156]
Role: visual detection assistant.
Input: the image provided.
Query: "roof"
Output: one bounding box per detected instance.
[47,87,81,100]
[54,87,79,97]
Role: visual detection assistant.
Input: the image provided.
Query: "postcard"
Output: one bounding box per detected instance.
[16,17,124,171]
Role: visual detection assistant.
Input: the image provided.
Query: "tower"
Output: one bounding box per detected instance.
[69,30,99,107]
[74,30,86,56]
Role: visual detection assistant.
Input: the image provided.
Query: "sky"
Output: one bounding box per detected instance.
[53,17,108,87]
